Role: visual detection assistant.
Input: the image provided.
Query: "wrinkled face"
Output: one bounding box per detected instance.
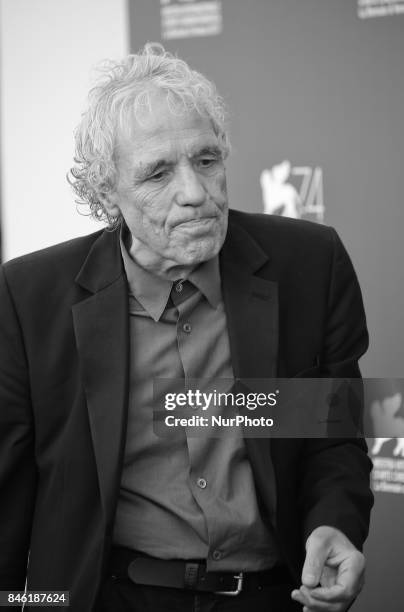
[105,91,229,278]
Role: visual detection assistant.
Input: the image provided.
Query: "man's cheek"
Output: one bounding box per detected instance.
[134,186,162,205]
[215,171,228,199]
[131,192,167,227]
[207,174,227,204]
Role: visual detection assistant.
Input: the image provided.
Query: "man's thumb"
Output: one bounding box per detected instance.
[302,535,329,588]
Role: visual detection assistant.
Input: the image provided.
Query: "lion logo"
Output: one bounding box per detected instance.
[260,160,301,219]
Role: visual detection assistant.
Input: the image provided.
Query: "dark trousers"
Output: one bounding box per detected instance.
[95,575,302,611]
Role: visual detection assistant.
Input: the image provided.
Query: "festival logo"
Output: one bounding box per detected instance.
[260,160,324,223]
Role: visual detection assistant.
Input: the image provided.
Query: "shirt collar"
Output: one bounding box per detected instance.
[188,256,221,310]
[119,229,222,322]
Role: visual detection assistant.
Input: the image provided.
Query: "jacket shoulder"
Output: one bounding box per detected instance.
[1,230,105,281]
[228,209,336,261]
[229,209,333,240]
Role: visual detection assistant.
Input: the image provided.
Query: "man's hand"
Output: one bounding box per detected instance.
[291,526,365,611]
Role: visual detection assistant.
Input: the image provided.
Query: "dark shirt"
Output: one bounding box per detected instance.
[113,236,279,571]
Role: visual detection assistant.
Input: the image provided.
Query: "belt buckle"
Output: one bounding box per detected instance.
[215,572,244,596]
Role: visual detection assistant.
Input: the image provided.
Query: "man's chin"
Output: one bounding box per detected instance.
[174,238,223,268]
[175,253,214,269]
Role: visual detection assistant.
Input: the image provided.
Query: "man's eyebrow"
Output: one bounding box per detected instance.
[190,145,223,158]
[134,159,171,179]
[133,145,223,179]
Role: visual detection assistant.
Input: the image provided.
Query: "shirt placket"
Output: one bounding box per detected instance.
[172,284,224,567]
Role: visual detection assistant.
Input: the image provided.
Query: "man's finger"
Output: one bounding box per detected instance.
[310,560,364,603]
[292,586,341,611]
[302,533,330,587]
[309,583,346,601]
[310,572,365,602]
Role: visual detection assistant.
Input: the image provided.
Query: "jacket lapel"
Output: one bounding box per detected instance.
[220,215,279,379]
[72,230,129,525]
[220,215,279,526]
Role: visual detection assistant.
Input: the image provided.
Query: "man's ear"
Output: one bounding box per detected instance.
[98,189,121,218]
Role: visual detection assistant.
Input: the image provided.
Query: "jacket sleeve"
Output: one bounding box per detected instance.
[298,227,374,551]
[0,265,37,589]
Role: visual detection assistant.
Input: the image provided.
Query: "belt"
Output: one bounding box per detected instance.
[109,547,293,596]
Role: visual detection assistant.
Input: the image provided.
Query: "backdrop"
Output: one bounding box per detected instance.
[128,2,404,611]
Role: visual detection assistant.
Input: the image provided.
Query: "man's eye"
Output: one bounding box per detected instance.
[198,157,217,168]
[148,170,167,182]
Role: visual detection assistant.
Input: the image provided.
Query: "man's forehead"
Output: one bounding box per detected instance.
[118,129,218,153]
[115,115,219,166]
[115,88,217,152]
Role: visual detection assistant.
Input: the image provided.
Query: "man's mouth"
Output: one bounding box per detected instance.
[174,216,217,229]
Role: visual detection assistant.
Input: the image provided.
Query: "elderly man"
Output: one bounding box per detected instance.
[0,44,372,611]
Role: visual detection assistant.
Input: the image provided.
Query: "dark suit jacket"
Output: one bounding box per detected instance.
[0,210,373,610]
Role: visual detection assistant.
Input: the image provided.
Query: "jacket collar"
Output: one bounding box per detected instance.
[220,213,279,379]
[221,213,271,272]
[72,227,129,531]
[75,228,124,293]
[220,213,279,528]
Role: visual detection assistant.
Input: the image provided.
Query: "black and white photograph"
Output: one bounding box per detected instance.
[0,1,403,611]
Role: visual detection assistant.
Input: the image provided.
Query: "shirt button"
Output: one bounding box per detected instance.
[175,281,183,293]
[212,550,222,561]
[183,323,192,333]
[197,477,207,489]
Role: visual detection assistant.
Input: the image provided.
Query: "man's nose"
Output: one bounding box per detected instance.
[175,165,206,206]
